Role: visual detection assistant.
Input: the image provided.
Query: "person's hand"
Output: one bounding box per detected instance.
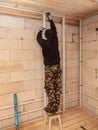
[46,12,50,17]
[46,12,51,21]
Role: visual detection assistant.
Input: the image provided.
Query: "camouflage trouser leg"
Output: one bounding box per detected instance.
[44,64,62,112]
[54,71,62,106]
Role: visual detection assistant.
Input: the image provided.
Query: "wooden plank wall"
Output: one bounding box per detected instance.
[82,14,98,116]
[0,14,79,129]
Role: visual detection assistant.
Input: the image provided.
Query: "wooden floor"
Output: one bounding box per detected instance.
[5,107,98,130]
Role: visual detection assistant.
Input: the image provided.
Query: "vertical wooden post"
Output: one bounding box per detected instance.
[62,17,66,111]
[79,19,83,106]
[43,13,47,116]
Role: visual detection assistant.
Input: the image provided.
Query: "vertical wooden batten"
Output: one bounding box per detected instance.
[79,19,83,106]
[43,13,47,116]
[62,17,66,111]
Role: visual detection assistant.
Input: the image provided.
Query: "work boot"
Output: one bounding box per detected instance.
[44,106,51,113]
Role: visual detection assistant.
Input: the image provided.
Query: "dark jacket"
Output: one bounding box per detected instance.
[37,20,60,66]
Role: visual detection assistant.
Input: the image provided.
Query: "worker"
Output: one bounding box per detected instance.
[37,12,62,114]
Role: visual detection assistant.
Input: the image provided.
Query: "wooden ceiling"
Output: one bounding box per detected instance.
[0,0,98,24]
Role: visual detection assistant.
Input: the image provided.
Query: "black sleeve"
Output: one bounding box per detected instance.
[37,30,43,45]
[37,30,48,48]
[50,20,57,34]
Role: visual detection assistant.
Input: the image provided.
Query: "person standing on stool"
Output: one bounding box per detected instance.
[37,12,62,114]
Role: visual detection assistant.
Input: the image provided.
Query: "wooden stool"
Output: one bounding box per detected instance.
[44,111,62,130]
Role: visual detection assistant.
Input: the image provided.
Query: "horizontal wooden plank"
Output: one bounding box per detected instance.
[0,8,79,25]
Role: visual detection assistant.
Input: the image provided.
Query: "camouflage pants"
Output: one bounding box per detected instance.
[44,64,62,112]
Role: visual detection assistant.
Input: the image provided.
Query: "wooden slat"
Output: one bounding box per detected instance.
[0,7,42,19]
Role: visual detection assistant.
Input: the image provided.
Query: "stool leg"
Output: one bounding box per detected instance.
[44,116,47,128]
[58,116,62,130]
[49,118,51,130]
[54,118,57,124]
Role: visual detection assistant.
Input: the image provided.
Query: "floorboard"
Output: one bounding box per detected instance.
[5,107,98,130]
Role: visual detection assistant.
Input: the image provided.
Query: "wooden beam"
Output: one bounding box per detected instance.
[65,19,79,25]
[0,7,41,18]
[0,7,79,25]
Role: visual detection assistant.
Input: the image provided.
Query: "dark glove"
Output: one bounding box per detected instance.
[46,12,51,21]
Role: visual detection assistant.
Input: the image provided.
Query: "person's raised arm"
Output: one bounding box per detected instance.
[46,12,57,34]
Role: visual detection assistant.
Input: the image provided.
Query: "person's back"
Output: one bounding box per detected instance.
[37,18,60,66]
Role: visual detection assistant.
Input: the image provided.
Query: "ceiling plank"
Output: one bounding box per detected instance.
[0,0,98,20]
[73,0,98,7]
[2,0,72,15]
[0,1,96,19]
[0,3,90,19]
[38,0,98,17]
[39,0,92,12]
[4,0,93,15]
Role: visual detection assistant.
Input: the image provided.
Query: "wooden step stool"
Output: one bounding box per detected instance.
[44,111,63,130]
